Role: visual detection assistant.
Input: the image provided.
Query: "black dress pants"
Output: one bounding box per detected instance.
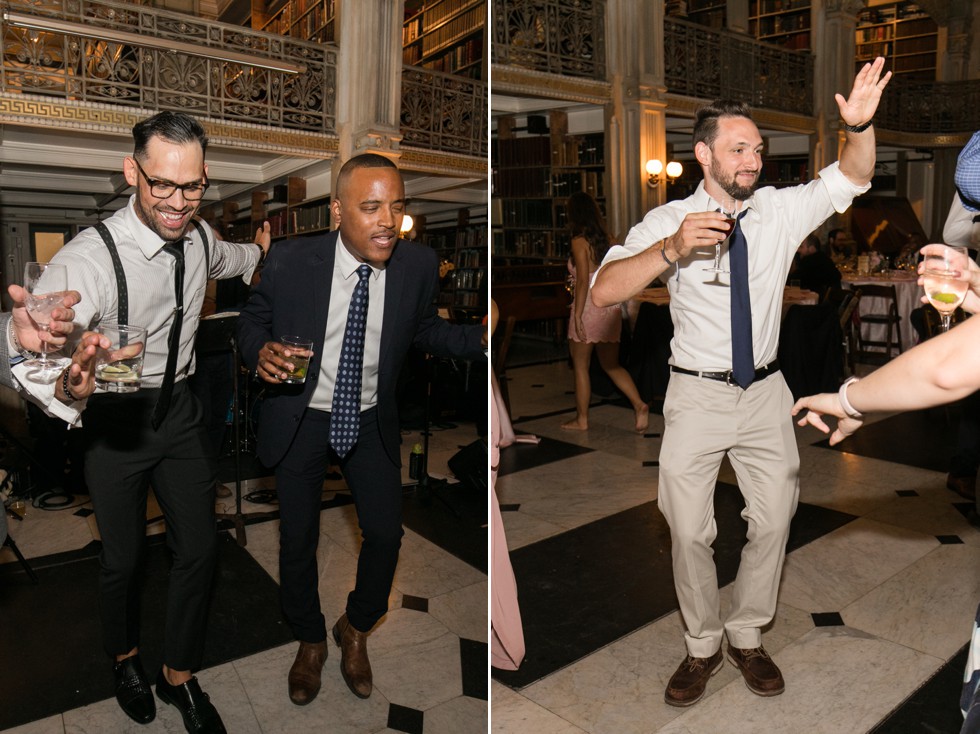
[83,381,218,670]
[275,406,403,641]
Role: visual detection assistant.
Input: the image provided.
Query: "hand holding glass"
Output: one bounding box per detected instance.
[704,197,737,275]
[95,325,147,392]
[280,336,313,384]
[921,244,970,332]
[23,262,69,381]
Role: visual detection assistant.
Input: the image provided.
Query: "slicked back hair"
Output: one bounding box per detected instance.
[336,153,400,199]
[132,111,208,160]
[693,100,753,150]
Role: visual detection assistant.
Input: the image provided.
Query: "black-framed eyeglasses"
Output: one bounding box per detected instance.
[132,158,209,201]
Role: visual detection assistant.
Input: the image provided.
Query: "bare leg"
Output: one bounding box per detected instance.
[595,342,649,432]
[492,371,517,447]
[561,339,593,430]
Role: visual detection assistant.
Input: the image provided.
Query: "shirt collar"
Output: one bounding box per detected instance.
[694,181,757,215]
[122,195,195,260]
[336,233,383,280]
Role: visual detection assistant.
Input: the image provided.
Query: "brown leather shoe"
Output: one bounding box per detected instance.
[287,641,328,705]
[664,650,723,707]
[727,645,785,696]
[947,474,977,501]
[332,614,372,699]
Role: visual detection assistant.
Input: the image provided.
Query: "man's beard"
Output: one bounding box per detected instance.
[711,160,758,201]
[134,195,194,242]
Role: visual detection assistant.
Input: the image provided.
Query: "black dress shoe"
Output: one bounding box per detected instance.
[113,656,156,724]
[156,671,227,734]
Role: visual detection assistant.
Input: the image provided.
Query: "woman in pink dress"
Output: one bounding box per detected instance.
[562,191,648,432]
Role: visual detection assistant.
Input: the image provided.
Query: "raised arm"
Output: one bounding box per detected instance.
[836,57,892,186]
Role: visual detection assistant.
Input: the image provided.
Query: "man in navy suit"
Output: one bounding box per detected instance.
[237,153,485,704]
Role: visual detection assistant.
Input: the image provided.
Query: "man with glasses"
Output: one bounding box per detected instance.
[20,111,268,734]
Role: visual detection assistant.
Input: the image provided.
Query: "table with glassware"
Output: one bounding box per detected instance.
[841,269,921,351]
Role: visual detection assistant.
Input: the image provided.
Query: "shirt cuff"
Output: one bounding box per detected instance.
[818,161,872,214]
[11,361,85,426]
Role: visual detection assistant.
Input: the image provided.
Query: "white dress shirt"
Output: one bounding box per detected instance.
[943,192,980,251]
[601,162,870,371]
[309,234,386,413]
[15,195,261,424]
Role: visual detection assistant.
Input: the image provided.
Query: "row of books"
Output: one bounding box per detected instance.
[857,2,928,25]
[404,36,481,70]
[749,0,810,15]
[455,227,487,248]
[493,170,604,200]
[422,4,483,56]
[497,200,554,228]
[495,231,560,259]
[754,13,808,34]
[760,159,808,183]
[495,137,551,167]
[452,267,484,290]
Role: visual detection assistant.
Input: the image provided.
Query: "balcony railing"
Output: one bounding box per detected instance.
[400,65,487,158]
[0,0,335,132]
[491,0,606,81]
[665,18,813,117]
[878,78,980,135]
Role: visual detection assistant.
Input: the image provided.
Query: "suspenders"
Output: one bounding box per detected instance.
[91,218,210,325]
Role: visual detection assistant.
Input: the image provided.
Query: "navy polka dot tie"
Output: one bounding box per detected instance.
[329,264,372,458]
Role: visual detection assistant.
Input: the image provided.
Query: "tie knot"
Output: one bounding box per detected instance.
[356,264,371,282]
[163,240,184,259]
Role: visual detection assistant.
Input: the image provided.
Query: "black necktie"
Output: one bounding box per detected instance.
[729,211,754,389]
[151,241,184,430]
[329,264,372,458]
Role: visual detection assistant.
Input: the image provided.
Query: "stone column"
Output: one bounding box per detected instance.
[814,0,864,172]
[604,0,668,240]
[333,0,404,184]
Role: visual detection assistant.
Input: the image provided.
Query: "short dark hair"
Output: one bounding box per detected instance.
[693,100,753,149]
[336,153,400,199]
[132,111,208,160]
[827,227,844,243]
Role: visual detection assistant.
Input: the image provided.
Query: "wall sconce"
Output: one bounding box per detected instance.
[646,159,684,188]
[399,214,414,235]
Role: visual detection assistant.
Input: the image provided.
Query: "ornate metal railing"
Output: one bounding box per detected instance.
[400,65,487,158]
[0,0,335,132]
[491,0,606,80]
[877,78,980,135]
[664,17,813,117]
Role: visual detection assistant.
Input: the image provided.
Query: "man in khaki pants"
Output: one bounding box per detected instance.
[592,58,891,706]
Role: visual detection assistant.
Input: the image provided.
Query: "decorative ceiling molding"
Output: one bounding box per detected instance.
[399,147,488,179]
[0,92,338,158]
[489,64,611,106]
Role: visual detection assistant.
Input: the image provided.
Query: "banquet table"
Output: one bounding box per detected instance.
[841,270,920,351]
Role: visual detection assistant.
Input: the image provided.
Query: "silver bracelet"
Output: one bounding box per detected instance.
[838,376,863,419]
[8,318,38,359]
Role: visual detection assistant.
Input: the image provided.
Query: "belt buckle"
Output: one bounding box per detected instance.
[725,370,735,387]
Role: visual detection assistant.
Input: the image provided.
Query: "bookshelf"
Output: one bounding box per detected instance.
[252,0,336,43]
[222,177,332,243]
[759,154,810,187]
[492,111,605,262]
[420,210,487,314]
[748,0,811,51]
[403,0,485,79]
[855,2,937,81]
[686,0,726,30]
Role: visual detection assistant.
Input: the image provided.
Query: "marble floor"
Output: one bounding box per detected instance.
[0,419,487,734]
[492,339,979,734]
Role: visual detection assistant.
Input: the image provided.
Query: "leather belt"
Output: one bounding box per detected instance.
[670,360,780,387]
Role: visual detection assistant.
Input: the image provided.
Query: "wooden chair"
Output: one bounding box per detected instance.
[823,287,862,377]
[853,283,903,365]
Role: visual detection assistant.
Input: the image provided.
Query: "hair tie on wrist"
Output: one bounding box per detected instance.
[843,120,872,133]
[660,241,675,266]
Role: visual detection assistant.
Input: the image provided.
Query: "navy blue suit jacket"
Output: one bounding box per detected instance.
[237,230,484,468]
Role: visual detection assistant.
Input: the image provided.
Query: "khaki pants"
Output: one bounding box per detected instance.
[659,371,800,657]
